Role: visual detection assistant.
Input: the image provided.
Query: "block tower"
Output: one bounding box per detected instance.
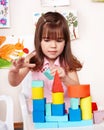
[32,71,94,129]
[68,85,93,121]
[51,71,65,116]
[31,80,46,122]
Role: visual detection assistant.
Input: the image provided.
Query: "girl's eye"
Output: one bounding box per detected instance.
[42,38,64,42]
[57,39,64,42]
[43,39,50,42]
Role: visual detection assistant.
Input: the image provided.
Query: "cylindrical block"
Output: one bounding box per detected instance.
[32,87,44,99]
[80,96,92,120]
[68,84,90,98]
[52,92,64,104]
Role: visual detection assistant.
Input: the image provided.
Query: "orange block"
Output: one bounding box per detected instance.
[67,84,90,98]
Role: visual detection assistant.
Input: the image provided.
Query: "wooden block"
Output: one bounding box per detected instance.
[93,110,104,124]
[43,68,53,80]
[32,110,45,122]
[52,71,64,93]
[32,87,44,99]
[80,96,92,120]
[32,80,44,87]
[52,92,64,104]
[46,103,52,116]
[70,98,79,109]
[52,103,65,116]
[92,102,98,112]
[33,98,46,111]
[69,108,81,121]
[34,122,58,128]
[45,114,68,122]
[58,120,93,127]
[68,84,90,98]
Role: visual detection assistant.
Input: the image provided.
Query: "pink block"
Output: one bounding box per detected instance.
[93,110,104,124]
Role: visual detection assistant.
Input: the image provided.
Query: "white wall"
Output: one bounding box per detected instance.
[0,0,104,122]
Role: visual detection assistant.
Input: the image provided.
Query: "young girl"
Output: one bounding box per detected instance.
[8,11,82,110]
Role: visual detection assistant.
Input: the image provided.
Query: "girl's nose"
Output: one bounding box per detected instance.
[51,40,56,47]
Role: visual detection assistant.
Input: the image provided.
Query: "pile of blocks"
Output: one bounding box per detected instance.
[31,71,94,129]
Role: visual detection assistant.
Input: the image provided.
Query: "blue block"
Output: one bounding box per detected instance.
[45,114,68,122]
[46,103,52,116]
[69,108,81,121]
[52,103,65,116]
[32,110,45,122]
[58,120,93,127]
[34,122,58,128]
[43,68,54,80]
[33,98,46,111]
[32,80,44,87]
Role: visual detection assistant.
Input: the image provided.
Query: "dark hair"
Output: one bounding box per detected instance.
[30,11,82,72]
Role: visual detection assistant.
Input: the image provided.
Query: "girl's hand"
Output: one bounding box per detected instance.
[50,66,66,79]
[11,57,36,73]
[11,51,36,73]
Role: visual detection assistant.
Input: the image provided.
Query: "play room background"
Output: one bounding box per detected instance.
[0,0,104,123]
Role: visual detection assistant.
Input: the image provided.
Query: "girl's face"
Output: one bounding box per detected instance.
[41,38,65,61]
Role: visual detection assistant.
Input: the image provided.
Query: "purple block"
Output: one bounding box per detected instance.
[93,110,104,124]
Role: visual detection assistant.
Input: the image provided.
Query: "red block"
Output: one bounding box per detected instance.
[92,102,98,113]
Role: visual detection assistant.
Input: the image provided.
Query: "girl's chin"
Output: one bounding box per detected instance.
[45,56,57,60]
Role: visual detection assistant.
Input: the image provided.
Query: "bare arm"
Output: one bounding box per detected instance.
[8,51,36,86]
[8,65,30,86]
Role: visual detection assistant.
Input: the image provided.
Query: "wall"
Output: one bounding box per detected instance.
[0,0,104,122]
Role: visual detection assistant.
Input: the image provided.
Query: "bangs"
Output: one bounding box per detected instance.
[42,22,64,40]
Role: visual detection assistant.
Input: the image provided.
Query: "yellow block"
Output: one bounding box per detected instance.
[80,96,92,120]
[32,87,44,99]
[81,110,92,120]
[80,96,92,109]
[52,92,64,104]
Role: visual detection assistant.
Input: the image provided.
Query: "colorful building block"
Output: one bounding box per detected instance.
[58,120,93,127]
[52,92,64,104]
[32,87,44,99]
[34,122,58,128]
[93,110,104,124]
[70,98,79,109]
[52,103,65,116]
[80,96,92,120]
[32,110,45,122]
[69,108,81,121]
[43,68,54,80]
[52,71,64,93]
[46,103,52,116]
[92,102,98,112]
[45,114,68,122]
[33,98,46,111]
[68,84,90,98]
[32,80,44,87]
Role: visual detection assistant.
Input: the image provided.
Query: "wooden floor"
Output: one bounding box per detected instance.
[14,122,23,130]
[14,128,23,130]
